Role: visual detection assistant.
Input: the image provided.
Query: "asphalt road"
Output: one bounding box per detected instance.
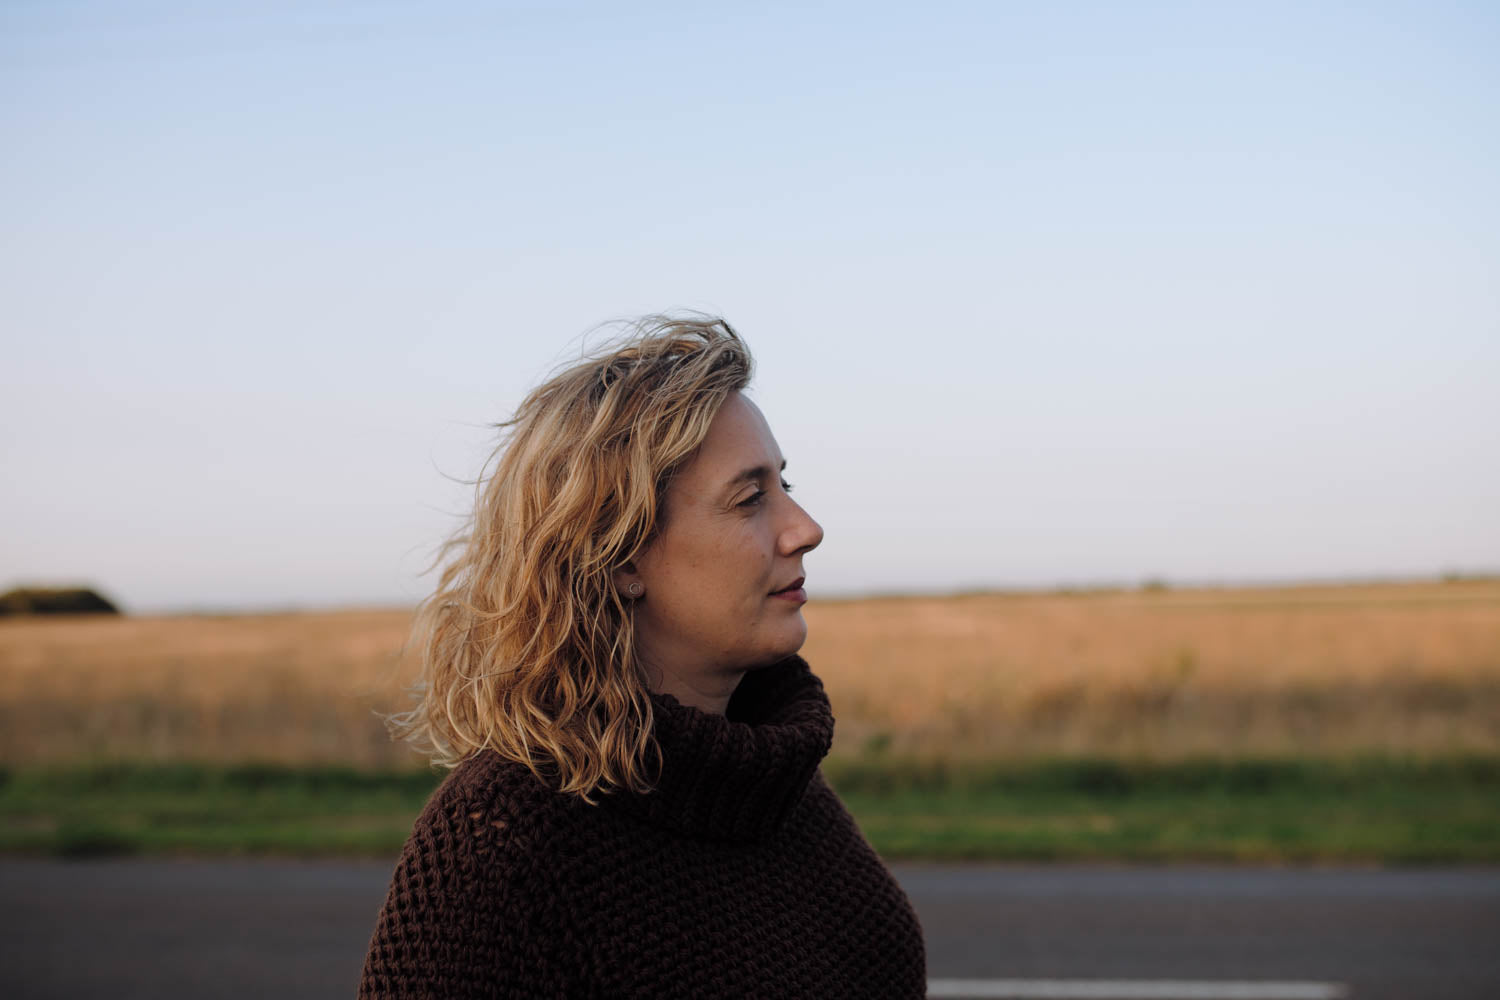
[1,860,1496,999]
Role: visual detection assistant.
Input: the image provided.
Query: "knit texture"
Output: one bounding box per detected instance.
[358,655,927,998]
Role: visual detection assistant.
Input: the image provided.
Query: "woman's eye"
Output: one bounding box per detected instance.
[739,481,792,508]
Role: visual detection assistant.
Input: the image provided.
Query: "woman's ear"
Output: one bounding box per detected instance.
[612,560,643,599]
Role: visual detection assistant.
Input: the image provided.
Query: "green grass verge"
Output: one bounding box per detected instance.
[826,756,1500,863]
[0,757,1495,862]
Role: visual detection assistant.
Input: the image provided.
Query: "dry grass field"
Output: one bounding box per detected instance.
[1,579,1496,768]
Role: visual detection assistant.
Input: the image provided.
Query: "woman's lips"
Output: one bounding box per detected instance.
[770,578,807,603]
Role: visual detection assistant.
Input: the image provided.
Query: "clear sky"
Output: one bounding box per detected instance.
[4,1,1497,612]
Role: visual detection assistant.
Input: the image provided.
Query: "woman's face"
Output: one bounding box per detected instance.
[623,392,824,688]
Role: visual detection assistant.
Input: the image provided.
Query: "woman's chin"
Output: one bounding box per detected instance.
[768,619,808,661]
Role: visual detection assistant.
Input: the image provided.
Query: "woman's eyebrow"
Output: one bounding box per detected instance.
[722,459,787,492]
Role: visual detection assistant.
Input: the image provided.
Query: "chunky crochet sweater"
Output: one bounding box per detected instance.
[358,655,926,998]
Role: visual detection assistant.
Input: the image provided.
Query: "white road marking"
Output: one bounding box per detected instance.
[925,981,1350,1000]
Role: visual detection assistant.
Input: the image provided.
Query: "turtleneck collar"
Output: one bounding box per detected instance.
[603,654,835,844]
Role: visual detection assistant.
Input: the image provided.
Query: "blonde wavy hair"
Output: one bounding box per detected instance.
[388,315,754,803]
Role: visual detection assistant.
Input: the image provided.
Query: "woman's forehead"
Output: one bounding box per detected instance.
[670,395,784,499]
[698,395,781,473]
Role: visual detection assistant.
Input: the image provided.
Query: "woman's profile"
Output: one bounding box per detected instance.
[359,315,927,998]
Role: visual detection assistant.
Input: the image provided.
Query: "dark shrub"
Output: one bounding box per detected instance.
[0,586,121,616]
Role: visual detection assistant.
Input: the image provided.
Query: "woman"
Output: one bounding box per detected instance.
[359,316,927,999]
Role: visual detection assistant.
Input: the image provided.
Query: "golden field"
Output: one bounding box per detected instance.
[1,579,1497,767]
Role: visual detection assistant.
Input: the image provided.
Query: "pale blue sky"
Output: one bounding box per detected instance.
[4,1,1497,611]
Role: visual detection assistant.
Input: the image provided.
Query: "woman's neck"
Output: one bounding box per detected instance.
[641,658,744,716]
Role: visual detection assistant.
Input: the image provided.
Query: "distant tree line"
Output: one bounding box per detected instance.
[0,587,121,616]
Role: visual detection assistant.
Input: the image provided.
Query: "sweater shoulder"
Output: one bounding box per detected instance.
[434,749,564,818]
[408,750,569,871]
[359,753,577,998]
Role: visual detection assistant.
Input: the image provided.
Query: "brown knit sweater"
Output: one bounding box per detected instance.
[358,655,927,998]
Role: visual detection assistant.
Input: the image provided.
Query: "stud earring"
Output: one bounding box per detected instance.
[627,582,643,597]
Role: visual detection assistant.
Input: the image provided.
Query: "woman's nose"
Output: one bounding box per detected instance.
[783,500,824,555]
